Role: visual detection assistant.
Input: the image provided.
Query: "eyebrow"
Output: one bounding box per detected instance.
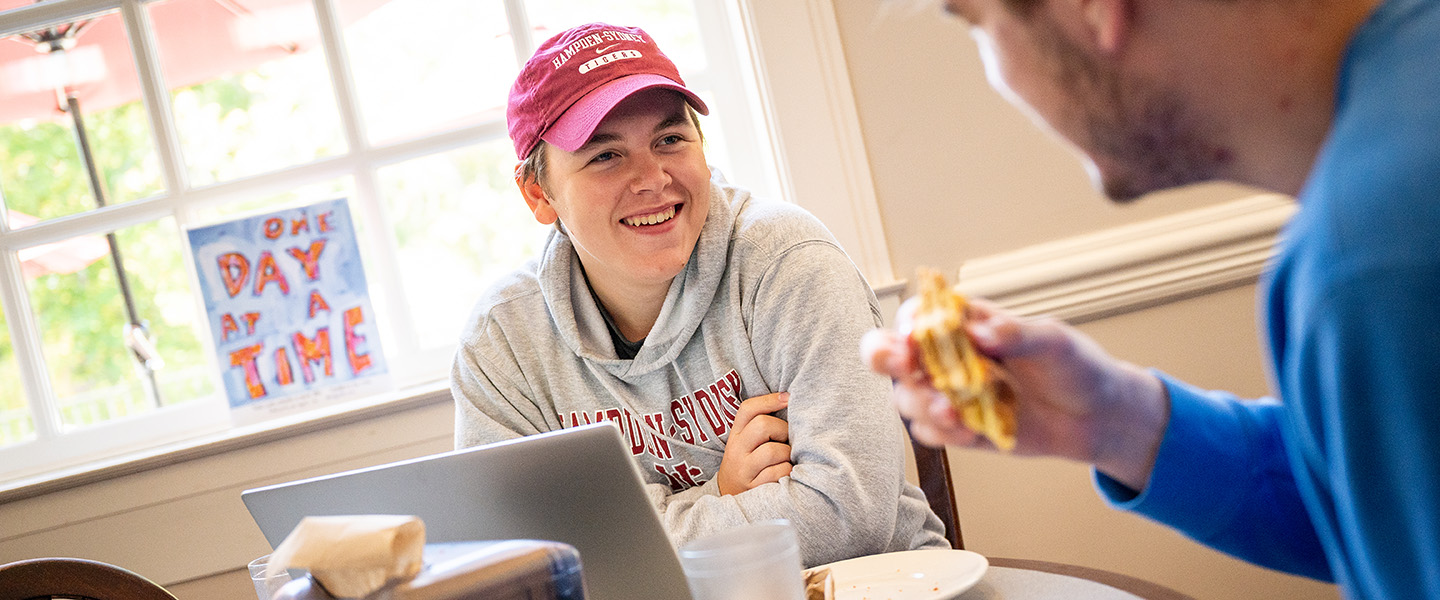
[578,110,692,150]
[655,111,690,132]
[579,133,621,150]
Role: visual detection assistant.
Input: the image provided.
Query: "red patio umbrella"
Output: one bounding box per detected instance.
[0,0,386,123]
[7,209,110,278]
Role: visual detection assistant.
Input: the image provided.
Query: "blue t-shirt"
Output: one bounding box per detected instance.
[1096,0,1440,597]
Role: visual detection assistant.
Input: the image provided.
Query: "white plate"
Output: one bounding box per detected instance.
[811,549,988,600]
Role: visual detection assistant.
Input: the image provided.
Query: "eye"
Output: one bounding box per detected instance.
[656,133,690,150]
[589,150,619,164]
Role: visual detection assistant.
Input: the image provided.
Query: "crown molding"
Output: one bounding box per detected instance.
[954,194,1298,323]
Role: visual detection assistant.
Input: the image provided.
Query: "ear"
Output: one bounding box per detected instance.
[1078,0,1131,54]
[514,165,558,225]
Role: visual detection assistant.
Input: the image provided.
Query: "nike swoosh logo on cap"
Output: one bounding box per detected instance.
[596,43,621,53]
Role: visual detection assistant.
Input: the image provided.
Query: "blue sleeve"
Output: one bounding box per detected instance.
[1291,262,1440,597]
[1092,374,1332,581]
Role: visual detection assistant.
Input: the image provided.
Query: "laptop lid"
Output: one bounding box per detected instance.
[242,422,693,600]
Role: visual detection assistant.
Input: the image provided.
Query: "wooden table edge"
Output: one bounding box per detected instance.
[985,557,1197,600]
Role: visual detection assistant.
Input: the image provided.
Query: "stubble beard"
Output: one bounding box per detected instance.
[1036,18,1231,203]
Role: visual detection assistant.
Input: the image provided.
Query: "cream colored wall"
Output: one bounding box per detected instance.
[830,2,1262,279]
[833,2,1336,599]
[0,399,454,600]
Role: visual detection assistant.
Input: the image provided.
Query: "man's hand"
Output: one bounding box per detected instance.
[717,392,793,496]
[860,296,1170,491]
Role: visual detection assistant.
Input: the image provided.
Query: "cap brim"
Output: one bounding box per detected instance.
[542,74,710,152]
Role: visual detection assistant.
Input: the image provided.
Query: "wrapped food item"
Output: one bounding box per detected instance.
[273,540,586,600]
[909,268,1018,451]
[267,515,425,598]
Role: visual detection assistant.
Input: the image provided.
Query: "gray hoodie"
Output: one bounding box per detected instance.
[451,172,947,567]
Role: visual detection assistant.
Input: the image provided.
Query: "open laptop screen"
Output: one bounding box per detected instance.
[242,422,693,600]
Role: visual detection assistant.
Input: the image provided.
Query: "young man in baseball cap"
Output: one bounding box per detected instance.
[450,22,948,566]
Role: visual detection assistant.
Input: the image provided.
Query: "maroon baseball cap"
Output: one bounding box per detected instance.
[507,22,710,160]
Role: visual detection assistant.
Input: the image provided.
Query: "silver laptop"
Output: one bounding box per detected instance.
[242,422,694,600]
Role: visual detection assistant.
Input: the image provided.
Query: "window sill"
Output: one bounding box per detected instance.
[0,379,453,504]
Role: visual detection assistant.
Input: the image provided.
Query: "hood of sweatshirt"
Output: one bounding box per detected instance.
[535,170,744,379]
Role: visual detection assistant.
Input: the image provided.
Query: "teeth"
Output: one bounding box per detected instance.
[623,205,676,227]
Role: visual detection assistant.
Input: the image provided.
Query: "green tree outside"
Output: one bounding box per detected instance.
[0,81,256,445]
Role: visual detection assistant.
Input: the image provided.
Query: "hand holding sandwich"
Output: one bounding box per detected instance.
[860,274,1171,492]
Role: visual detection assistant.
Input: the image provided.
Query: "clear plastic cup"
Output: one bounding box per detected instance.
[678,519,805,600]
[248,554,293,600]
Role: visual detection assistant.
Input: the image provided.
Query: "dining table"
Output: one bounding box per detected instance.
[972,558,1198,600]
[251,542,1196,600]
[808,549,1196,600]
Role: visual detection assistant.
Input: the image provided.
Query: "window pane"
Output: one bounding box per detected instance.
[523,0,707,74]
[339,0,517,144]
[193,178,356,223]
[28,218,215,430]
[378,139,545,349]
[149,0,346,187]
[0,8,165,226]
[0,303,34,446]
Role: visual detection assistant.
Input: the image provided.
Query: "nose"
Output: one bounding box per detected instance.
[628,150,672,195]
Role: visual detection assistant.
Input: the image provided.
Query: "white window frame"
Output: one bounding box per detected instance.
[729,0,896,288]
[0,0,895,489]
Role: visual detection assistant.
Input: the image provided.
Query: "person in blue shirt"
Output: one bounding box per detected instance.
[861,0,1440,597]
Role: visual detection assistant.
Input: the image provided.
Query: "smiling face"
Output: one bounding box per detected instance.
[944,0,1227,201]
[519,88,711,293]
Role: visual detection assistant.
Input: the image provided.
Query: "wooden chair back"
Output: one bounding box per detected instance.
[911,438,964,549]
[0,557,178,600]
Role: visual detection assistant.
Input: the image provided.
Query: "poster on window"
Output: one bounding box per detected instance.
[188,198,390,424]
